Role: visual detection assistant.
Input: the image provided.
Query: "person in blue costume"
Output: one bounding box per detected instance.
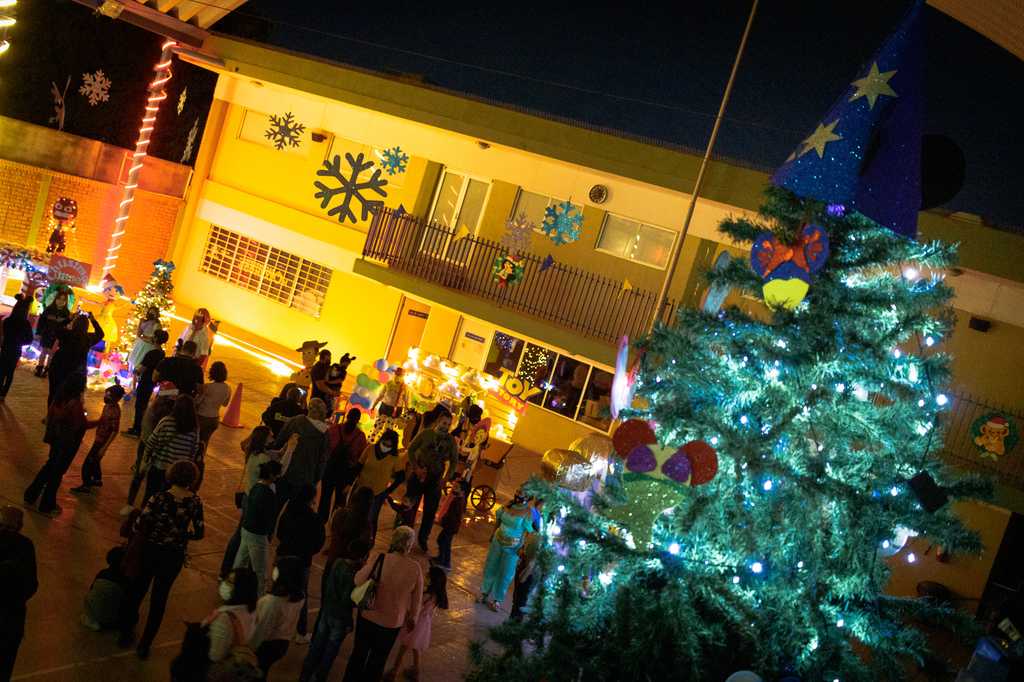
[476,487,535,612]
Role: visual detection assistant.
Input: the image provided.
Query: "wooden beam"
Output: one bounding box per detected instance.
[70,0,209,47]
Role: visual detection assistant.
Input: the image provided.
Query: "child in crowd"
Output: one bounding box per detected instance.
[298,538,371,682]
[72,383,126,493]
[431,479,469,571]
[121,392,175,516]
[195,361,231,444]
[81,547,130,631]
[510,531,540,621]
[250,556,306,678]
[387,494,418,530]
[384,565,449,682]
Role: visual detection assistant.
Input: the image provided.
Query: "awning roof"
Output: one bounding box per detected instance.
[70,0,249,47]
[929,0,1024,61]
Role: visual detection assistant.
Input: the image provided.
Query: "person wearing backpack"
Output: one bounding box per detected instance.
[405,409,459,553]
[204,567,259,676]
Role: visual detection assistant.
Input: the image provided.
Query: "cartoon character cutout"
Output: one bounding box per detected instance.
[290,340,329,389]
[971,413,1018,461]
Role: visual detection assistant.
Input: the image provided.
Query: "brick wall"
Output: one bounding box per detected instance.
[0,157,181,295]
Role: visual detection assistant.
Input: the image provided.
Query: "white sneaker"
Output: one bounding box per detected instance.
[293,633,312,645]
[120,505,135,516]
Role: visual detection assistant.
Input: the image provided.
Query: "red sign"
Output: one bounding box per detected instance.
[52,197,78,221]
[48,255,92,288]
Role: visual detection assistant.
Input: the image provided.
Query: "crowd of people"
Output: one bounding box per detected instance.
[0,297,550,681]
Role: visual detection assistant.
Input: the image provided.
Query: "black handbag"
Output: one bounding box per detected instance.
[233,467,247,509]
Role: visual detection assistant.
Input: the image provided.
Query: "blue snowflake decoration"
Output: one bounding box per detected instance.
[541,200,584,246]
[379,147,409,176]
[501,213,535,252]
[314,153,388,224]
[265,111,306,150]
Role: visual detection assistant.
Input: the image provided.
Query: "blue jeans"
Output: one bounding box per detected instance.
[369,491,388,542]
[436,529,454,568]
[300,613,349,682]
[405,476,442,549]
[234,529,269,596]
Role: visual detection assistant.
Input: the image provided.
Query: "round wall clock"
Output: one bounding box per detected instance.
[589,184,608,204]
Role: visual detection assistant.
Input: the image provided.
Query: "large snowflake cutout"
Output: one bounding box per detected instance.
[541,199,584,246]
[265,111,306,150]
[181,118,199,164]
[379,147,408,175]
[314,153,388,224]
[79,70,111,106]
[501,213,535,252]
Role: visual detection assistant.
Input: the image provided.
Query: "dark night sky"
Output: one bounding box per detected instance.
[220,0,1024,233]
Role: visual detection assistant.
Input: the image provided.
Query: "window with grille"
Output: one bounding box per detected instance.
[200,225,332,317]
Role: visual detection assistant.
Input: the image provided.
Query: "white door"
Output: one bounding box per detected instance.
[423,169,490,260]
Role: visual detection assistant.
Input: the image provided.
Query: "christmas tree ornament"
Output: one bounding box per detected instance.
[501,213,535,252]
[379,147,408,175]
[314,153,388,224]
[750,224,829,309]
[604,475,687,548]
[970,412,1018,461]
[701,250,732,313]
[540,199,584,246]
[492,253,524,288]
[265,111,306,150]
[769,0,924,238]
[612,419,658,459]
[680,440,718,485]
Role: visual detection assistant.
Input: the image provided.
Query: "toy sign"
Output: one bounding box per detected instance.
[52,197,78,221]
[48,255,92,287]
[490,367,542,415]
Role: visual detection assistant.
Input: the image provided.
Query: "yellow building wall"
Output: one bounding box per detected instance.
[945,309,1024,407]
[513,401,599,454]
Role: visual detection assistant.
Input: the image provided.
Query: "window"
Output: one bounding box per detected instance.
[595,214,676,268]
[200,225,332,317]
[513,190,555,229]
[483,331,611,431]
[238,109,311,157]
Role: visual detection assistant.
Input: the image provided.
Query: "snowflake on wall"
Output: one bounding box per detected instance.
[379,147,409,175]
[79,70,111,106]
[501,213,535,252]
[541,199,584,246]
[314,153,388,224]
[181,118,199,164]
[265,111,306,150]
[177,87,187,115]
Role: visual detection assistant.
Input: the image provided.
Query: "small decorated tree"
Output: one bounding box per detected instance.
[118,259,176,355]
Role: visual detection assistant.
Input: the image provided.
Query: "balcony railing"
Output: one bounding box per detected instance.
[362,207,675,345]
[941,388,1024,491]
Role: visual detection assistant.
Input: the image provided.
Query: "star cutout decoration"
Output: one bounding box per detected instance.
[848,62,898,110]
[798,119,843,159]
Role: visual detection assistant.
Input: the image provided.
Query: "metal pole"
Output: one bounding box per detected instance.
[650,0,759,330]
[102,39,177,278]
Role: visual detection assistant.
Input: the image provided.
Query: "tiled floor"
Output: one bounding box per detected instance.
[1,341,541,681]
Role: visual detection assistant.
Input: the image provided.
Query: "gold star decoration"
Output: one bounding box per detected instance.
[798,119,843,158]
[848,62,898,110]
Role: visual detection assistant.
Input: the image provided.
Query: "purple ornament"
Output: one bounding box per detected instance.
[661,450,693,484]
[626,445,657,473]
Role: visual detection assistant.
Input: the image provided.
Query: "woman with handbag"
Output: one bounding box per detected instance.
[342,525,423,682]
[118,460,205,660]
[476,487,536,612]
[140,395,201,506]
[369,368,407,443]
[24,372,98,516]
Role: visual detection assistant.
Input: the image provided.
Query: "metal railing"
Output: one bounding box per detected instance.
[941,388,1024,490]
[362,207,675,344]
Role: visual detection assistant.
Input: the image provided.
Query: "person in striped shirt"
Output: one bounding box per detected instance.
[141,395,201,506]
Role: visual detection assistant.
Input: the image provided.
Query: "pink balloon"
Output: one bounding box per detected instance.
[378,370,392,383]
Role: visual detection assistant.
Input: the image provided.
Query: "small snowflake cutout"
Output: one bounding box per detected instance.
[265,111,306,150]
[181,119,199,164]
[177,87,187,115]
[501,213,535,252]
[314,153,388,224]
[80,70,111,106]
[541,199,584,246]
[379,147,409,175]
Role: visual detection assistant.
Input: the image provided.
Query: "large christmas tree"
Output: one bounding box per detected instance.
[117,259,176,356]
[468,187,991,682]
